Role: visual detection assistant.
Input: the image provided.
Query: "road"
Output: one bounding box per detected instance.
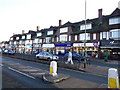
[1,55,108,88]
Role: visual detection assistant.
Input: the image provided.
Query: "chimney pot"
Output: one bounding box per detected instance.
[37,26,40,31]
[22,30,25,34]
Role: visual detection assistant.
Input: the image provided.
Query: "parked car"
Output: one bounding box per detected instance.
[8,49,15,55]
[36,52,59,60]
[2,49,15,55]
[64,52,85,61]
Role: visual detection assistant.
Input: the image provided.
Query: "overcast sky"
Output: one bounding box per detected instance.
[0,0,119,41]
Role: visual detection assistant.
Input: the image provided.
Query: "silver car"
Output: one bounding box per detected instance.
[36,52,59,60]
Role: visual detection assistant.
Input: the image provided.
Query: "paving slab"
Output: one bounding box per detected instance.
[54,77,99,88]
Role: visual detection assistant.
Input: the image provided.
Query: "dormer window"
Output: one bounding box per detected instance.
[109,17,120,25]
[27,34,31,39]
[37,32,42,37]
[10,38,13,40]
[22,36,25,39]
[47,31,53,35]
[60,27,68,33]
[16,37,19,40]
[80,23,92,30]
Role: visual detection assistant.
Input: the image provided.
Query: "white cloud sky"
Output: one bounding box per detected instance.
[0,0,119,41]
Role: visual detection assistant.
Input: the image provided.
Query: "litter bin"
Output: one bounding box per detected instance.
[104,56,108,62]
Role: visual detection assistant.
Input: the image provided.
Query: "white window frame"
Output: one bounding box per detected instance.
[60,27,68,33]
[37,32,42,37]
[16,37,19,40]
[27,34,31,39]
[80,33,90,40]
[93,33,96,40]
[109,17,120,25]
[103,32,107,39]
[39,39,42,43]
[60,34,68,42]
[46,37,51,43]
[80,23,92,30]
[110,29,120,39]
[47,31,53,35]
[100,32,103,40]
[75,35,77,41]
[69,35,71,41]
[22,36,25,39]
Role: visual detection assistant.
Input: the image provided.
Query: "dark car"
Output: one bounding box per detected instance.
[64,52,84,61]
[8,49,15,55]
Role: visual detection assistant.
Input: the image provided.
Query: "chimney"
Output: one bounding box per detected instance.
[98,9,103,23]
[13,33,15,35]
[59,20,62,26]
[22,30,25,34]
[37,26,40,31]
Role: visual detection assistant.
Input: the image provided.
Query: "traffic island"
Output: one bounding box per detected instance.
[42,73,70,83]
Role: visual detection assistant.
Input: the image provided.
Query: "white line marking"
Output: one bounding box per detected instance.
[8,67,36,79]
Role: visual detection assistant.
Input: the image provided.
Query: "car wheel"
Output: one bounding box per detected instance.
[36,56,39,59]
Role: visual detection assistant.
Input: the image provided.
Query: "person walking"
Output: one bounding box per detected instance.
[65,50,74,64]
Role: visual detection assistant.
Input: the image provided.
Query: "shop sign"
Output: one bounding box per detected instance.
[73,43,99,47]
[33,44,41,48]
[55,43,71,47]
[42,44,55,48]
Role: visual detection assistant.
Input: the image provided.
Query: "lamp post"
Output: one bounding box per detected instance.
[84,0,87,68]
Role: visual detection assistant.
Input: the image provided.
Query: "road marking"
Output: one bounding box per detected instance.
[8,67,36,79]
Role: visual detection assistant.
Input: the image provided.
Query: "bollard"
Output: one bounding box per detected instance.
[108,68,119,88]
[49,61,53,74]
[49,61,57,76]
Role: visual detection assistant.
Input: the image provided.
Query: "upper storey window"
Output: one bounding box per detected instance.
[47,31,53,35]
[80,24,92,30]
[60,27,68,33]
[109,17,120,25]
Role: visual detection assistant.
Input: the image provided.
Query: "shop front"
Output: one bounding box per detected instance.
[18,45,25,53]
[55,43,72,56]
[42,44,55,54]
[25,45,32,54]
[33,44,42,53]
[73,42,99,56]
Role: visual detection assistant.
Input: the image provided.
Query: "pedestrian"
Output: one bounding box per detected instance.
[65,50,74,64]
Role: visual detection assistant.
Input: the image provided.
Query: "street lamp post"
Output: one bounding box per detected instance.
[84,0,87,68]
